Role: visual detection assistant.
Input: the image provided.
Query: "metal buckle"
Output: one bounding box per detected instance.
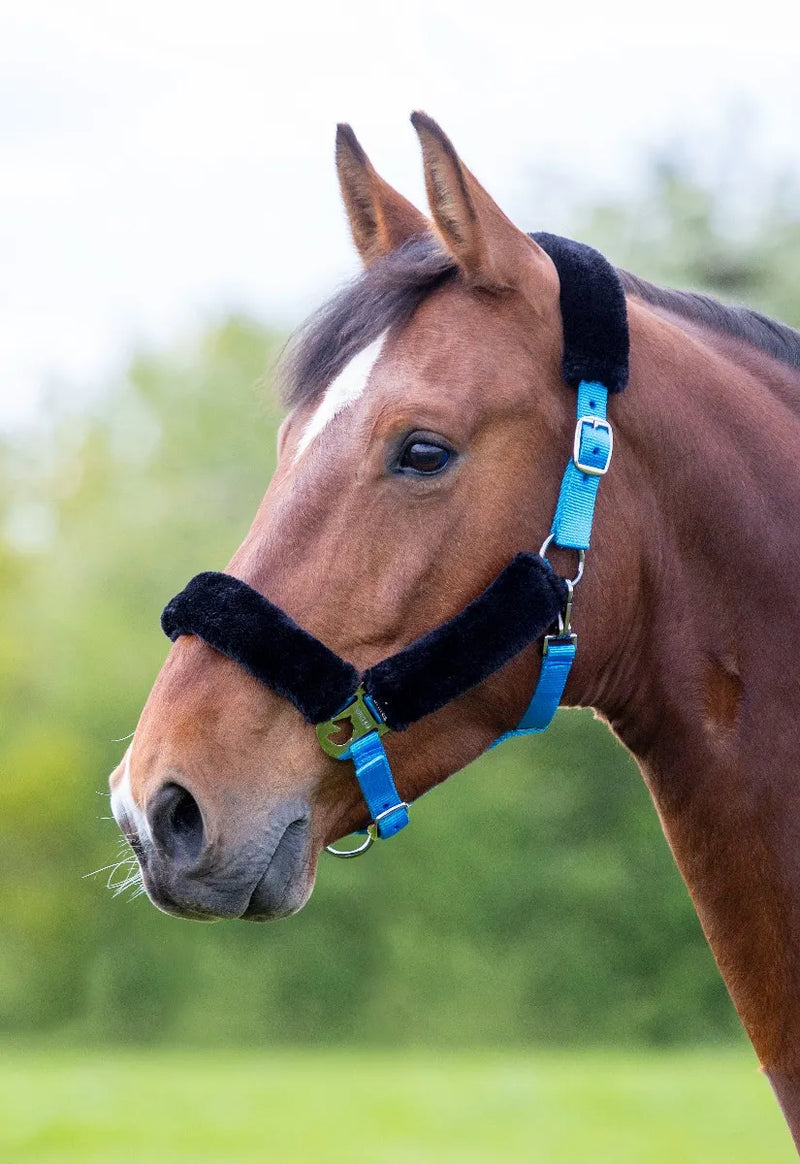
[373,802,409,830]
[544,579,578,656]
[573,416,613,476]
[558,578,575,635]
[316,686,388,760]
[543,632,577,656]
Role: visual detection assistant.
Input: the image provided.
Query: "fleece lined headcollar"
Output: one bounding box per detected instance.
[160,232,629,845]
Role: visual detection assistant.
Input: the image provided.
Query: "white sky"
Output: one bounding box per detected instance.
[2,0,800,427]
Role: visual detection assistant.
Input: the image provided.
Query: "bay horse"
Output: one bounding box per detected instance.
[110,113,800,1147]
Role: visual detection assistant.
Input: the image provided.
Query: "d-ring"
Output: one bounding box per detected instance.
[539,533,585,587]
[326,825,376,859]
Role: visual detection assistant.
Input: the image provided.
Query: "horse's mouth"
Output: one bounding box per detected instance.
[115,803,315,923]
[241,817,315,921]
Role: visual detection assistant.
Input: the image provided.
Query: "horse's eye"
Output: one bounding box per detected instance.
[398,440,452,475]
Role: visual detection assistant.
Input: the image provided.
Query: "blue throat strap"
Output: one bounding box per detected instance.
[349,733,409,840]
[490,636,576,748]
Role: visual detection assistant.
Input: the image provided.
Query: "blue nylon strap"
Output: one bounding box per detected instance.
[491,636,577,745]
[497,380,613,743]
[349,731,409,839]
[550,381,611,551]
[515,637,577,731]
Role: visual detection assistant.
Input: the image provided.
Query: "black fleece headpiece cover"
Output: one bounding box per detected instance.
[161,234,629,732]
[532,232,629,394]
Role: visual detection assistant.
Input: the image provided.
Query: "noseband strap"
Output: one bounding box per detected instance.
[161,570,359,724]
[161,554,565,844]
[161,552,567,731]
[363,553,566,731]
[160,233,629,852]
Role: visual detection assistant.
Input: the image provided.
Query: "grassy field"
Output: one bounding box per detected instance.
[0,1046,794,1163]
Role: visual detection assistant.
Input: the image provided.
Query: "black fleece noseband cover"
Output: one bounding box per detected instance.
[162,554,566,731]
[364,554,566,731]
[161,233,628,732]
[161,572,359,724]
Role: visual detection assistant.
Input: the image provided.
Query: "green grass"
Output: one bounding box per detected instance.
[0,1047,794,1163]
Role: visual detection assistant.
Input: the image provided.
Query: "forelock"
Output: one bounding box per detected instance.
[278,233,458,408]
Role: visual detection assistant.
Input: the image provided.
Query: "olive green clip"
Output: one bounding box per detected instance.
[316,685,389,760]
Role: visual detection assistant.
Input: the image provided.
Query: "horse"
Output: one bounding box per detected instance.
[109,113,800,1148]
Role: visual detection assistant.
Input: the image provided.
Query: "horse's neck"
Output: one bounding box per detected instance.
[577,298,800,1138]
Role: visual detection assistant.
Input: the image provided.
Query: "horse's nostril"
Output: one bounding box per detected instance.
[148,782,205,863]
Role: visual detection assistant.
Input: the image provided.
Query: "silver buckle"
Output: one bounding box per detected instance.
[543,632,577,656]
[573,416,613,476]
[544,578,578,656]
[373,802,408,829]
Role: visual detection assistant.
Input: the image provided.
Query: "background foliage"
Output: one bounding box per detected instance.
[3,158,800,1050]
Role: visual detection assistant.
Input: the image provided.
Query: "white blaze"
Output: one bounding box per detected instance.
[110,744,152,844]
[294,331,387,461]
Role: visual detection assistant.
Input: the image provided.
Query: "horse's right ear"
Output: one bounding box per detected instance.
[336,124,429,266]
[411,111,548,291]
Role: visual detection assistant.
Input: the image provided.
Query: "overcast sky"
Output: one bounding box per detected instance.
[3,0,800,427]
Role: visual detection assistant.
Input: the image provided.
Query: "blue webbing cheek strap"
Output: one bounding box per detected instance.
[494,381,612,745]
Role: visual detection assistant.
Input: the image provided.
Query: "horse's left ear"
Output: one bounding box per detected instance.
[336,124,430,266]
[410,111,546,290]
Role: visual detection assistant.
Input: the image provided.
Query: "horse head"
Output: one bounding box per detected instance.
[109,115,631,921]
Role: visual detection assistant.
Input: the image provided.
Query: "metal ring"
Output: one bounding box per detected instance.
[325,825,376,859]
[539,534,585,587]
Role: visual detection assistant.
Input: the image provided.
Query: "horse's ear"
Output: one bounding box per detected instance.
[336,124,429,267]
[410,111,544,289]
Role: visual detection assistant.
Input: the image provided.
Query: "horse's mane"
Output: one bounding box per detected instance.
[280,234,800,407]
[618,270,800,373]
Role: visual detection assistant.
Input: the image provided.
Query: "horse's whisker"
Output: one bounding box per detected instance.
[83,856,131,880]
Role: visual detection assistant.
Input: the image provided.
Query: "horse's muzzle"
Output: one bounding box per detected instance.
[113,783,314,922]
